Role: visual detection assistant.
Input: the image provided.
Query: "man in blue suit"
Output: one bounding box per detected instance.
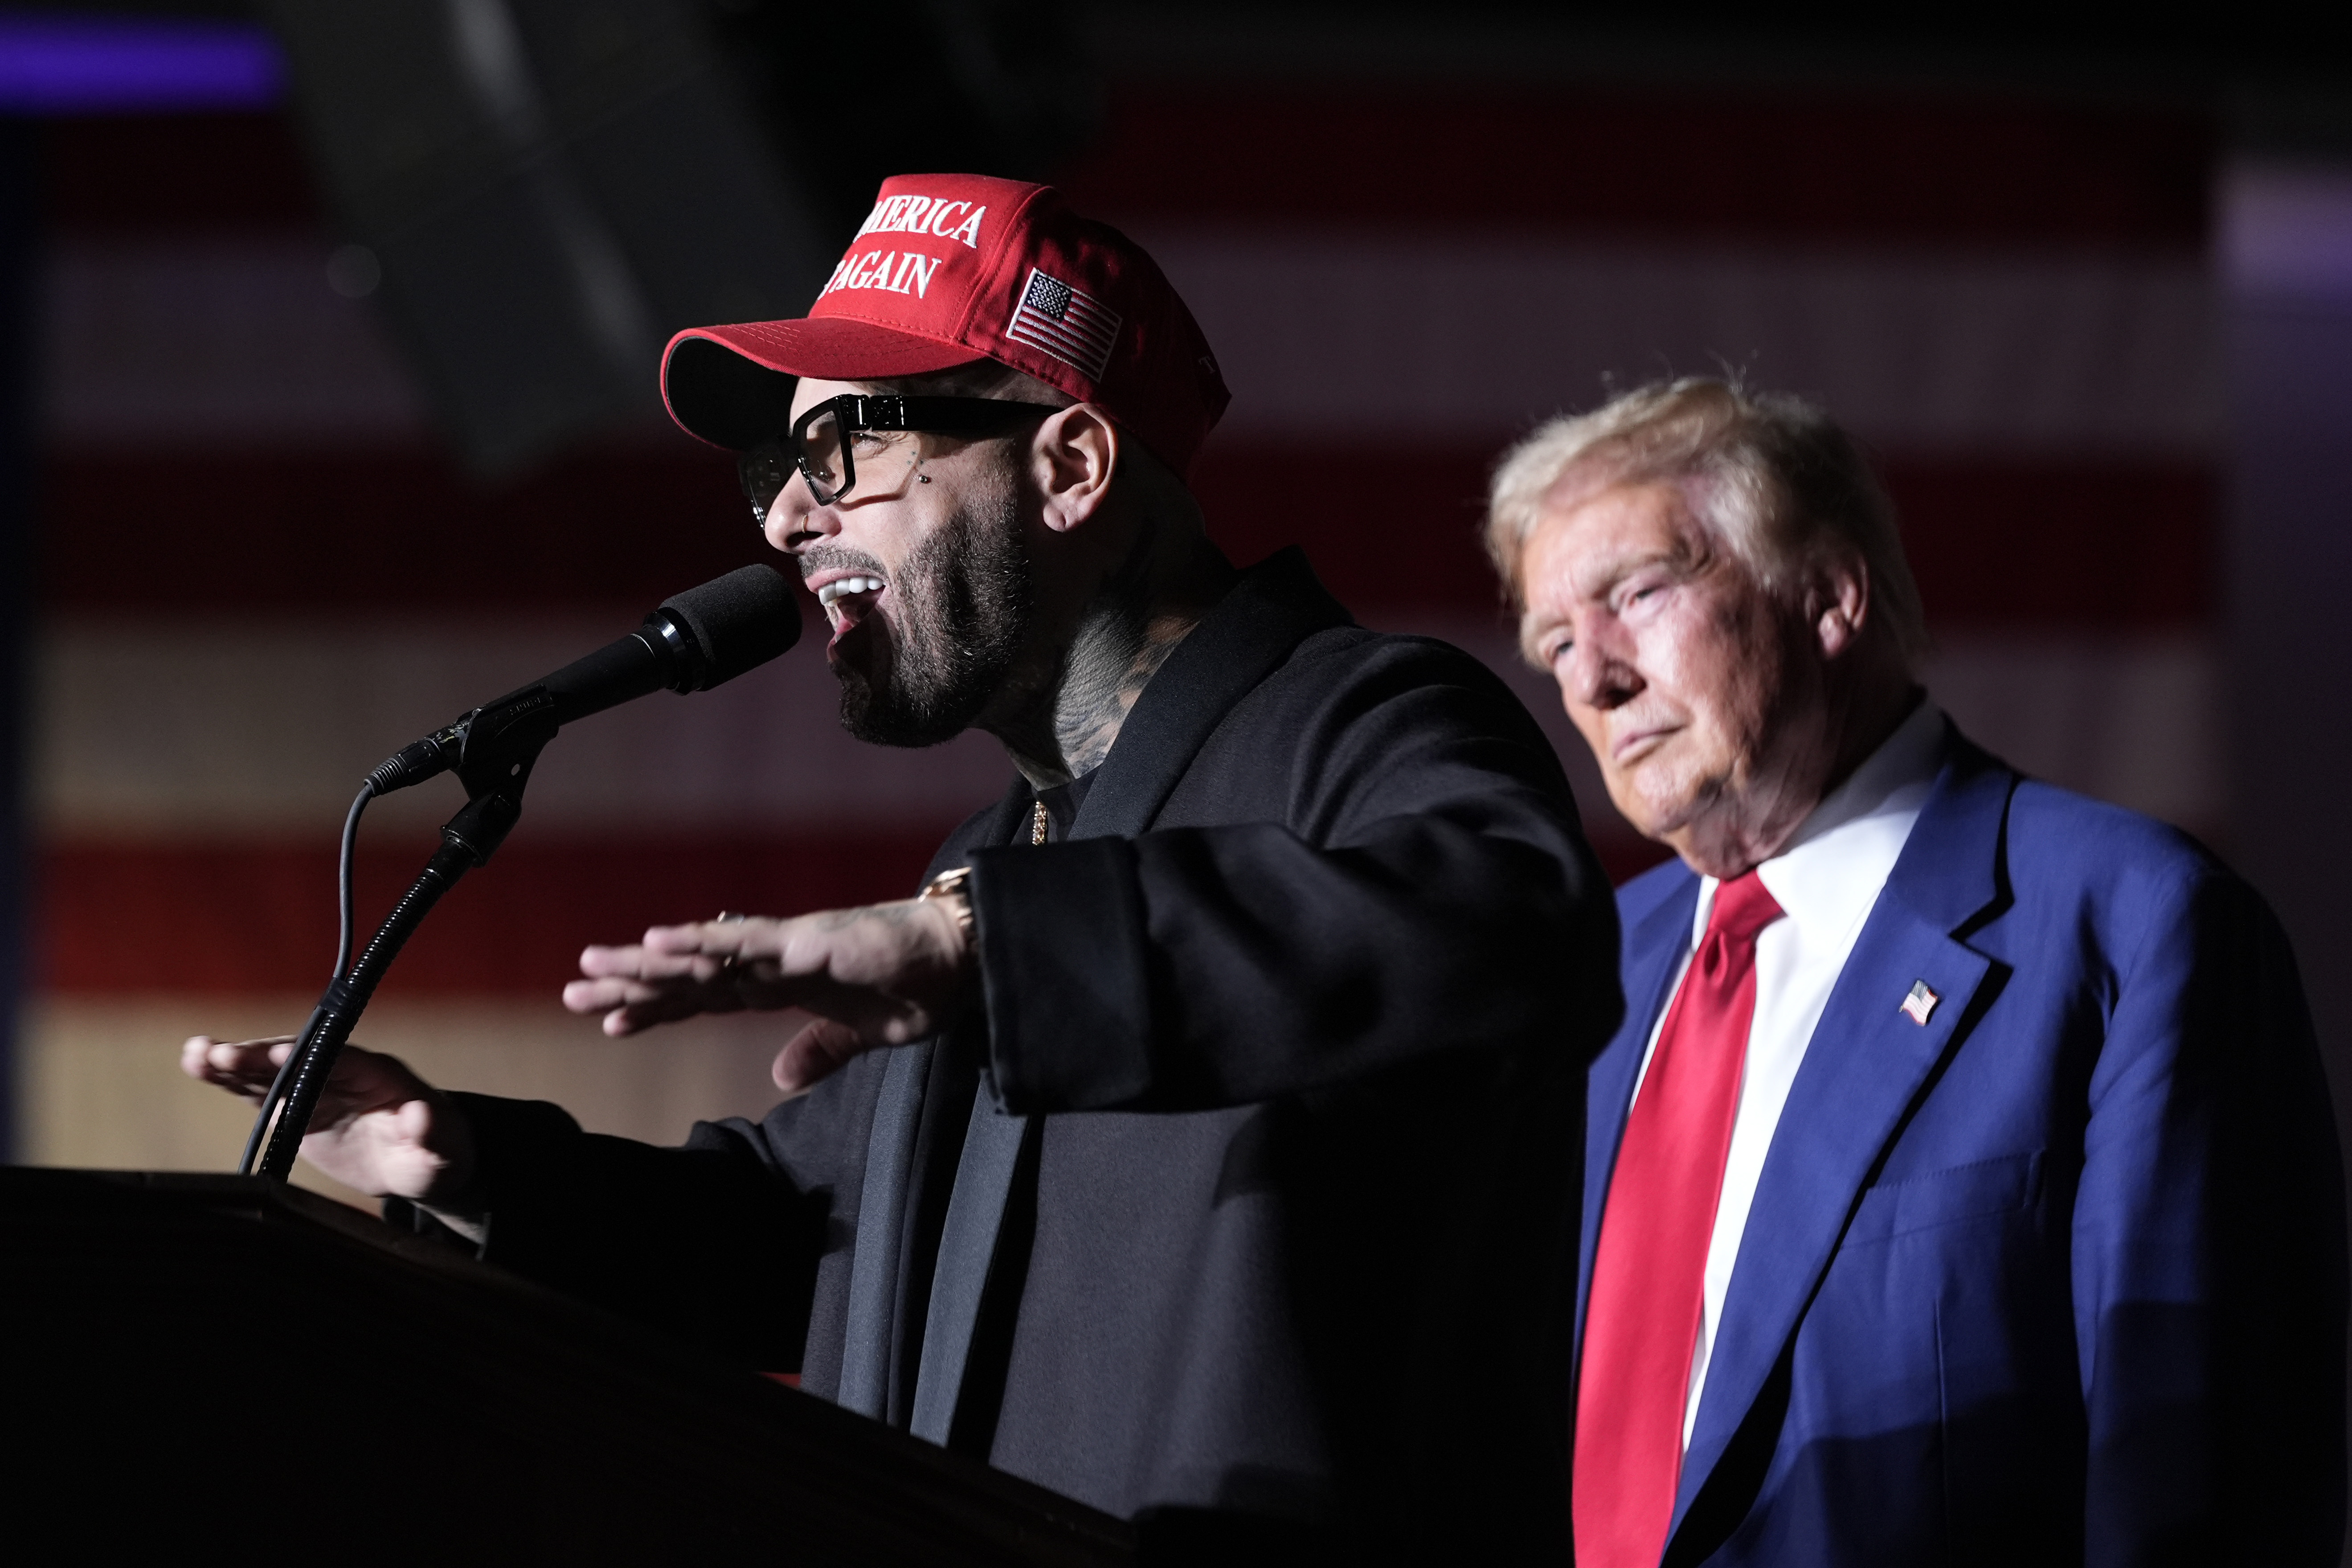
[1485,377,2347,1566]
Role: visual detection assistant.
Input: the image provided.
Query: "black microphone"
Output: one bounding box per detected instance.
[364,564,801,797]
[240,564,802,1183]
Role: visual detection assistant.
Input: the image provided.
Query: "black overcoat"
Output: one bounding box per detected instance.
[430,550,1622,1560]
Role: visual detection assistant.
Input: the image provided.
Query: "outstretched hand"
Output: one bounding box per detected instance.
[564,897,975,1096]
[180,1034,475,1206]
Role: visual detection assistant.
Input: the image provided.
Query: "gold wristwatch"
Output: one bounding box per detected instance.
[919,864,976,941]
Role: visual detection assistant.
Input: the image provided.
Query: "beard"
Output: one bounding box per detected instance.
[831,486,1033,748]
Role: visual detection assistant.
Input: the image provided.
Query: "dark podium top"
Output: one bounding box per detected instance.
[0,1167,1134,1566]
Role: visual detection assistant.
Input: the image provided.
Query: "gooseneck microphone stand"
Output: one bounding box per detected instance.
[231,563,801,1180]
[245,687,560,1181]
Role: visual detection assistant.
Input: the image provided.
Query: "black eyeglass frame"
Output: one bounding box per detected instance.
[738,394,1061,522]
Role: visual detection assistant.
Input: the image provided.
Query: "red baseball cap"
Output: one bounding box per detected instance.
[661,173,1231,478]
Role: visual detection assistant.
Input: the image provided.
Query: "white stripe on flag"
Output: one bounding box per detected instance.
[40,237,2213,453]
[35,616,2221,840]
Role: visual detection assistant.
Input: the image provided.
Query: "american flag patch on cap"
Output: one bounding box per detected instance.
[1007,268,1121,381]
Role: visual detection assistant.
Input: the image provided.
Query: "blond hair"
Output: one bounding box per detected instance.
[1485,378,1930,666]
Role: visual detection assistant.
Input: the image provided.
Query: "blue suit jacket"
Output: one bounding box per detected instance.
[1577,730,2348,1567]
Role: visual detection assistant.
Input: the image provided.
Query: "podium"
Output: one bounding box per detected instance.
[0,1167,1135,1565]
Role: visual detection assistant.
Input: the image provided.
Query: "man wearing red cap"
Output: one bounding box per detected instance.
[187,175,1619,1560]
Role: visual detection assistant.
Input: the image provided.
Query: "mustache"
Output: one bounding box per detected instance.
[798,545,888,583]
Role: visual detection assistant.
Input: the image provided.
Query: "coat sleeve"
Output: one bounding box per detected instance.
[384,799,1015,1368]
[382,1069,860,1370]
[966,639,1622,1114]
[2072,867,2348,1565]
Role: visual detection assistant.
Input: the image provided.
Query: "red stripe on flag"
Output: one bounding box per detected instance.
[1057,87,2212,246]
[41,447,782,614]
[41,825,1670,998]
[41,446,2212,628]
[44,93,2213,250]
[1889,459,2216,632]
[43,114,322,232]
[1188,442,2216,630]
[40,832,962,997]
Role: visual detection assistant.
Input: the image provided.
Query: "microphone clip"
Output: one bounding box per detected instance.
[452,686,560,804]
[360,682,560,807]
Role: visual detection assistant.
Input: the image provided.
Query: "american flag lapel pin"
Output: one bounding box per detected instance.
[1900,980,1939,1026]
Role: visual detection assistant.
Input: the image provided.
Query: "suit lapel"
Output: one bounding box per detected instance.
[902,549,1350,1441]
[1668,740,2016,1540]
[1576,873,1702,1361]
[836,780,1030,1422]
[1071,547,1352,843]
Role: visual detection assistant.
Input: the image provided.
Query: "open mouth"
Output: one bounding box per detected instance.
[812,573,887,646]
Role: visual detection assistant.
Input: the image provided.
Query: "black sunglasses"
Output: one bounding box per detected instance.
[737,394,1061,524]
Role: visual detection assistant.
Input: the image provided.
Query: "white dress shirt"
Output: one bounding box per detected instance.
[1624,700,1949,1448]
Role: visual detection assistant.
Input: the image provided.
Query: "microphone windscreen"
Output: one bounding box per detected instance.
[659,564,802,690]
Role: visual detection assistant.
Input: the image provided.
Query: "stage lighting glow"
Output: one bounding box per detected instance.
[0,13,284,115]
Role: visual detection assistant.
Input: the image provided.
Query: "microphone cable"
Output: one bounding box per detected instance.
[230,563,800,1177]
[334,778,371,981]
[236,780,374,1176]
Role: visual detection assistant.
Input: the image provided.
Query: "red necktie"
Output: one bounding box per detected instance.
[1574,871,1784,1568]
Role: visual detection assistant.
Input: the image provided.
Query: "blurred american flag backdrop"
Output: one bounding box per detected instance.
[13,5,2341,1204]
